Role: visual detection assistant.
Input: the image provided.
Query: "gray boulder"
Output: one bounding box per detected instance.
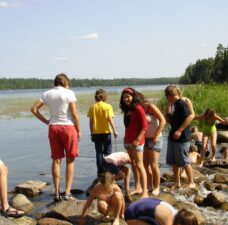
[15,180,48,196]
[10,194,34,213]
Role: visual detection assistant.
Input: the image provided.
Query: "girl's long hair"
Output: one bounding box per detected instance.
[119,87,144,113]
[204,108,215,121]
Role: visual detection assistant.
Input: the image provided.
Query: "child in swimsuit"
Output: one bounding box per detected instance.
[194,108,228,167]
[80,172,125,225]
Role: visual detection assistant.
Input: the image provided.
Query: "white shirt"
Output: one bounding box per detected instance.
[40,86,77,125]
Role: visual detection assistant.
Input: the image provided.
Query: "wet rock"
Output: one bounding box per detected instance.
[194,193,205,206]
[217,130,228,143]
[15,180,48,197]
[204,180,216,191]
[12,216,37,225]
[10,194,34,213]
[214,173,228,184]
[155,192,176,205]
[37,218,73,225]
[214,183,227,191]
[43,199,97,224]
[220,202,228,211]
[0,216,16,225]
[205,160,228,169]
[203,191,226,208]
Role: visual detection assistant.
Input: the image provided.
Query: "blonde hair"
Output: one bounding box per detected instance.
[99,172,115,186]
[164,85,181,97]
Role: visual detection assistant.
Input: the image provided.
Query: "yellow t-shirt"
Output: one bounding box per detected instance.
[87,101,114,134]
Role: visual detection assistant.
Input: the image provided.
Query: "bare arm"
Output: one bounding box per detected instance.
[215,114,227,124]
[31,100,49,125]
[108,116,118,139]
[173,114,194,140]
[149,104,166,143]
[80,185,99,224]
[132,129,146,148]
[69,101,81,140]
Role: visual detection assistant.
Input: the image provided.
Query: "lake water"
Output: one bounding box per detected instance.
[0,85,168,191]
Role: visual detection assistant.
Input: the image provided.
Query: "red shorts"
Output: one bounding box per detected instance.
[48,125,79,159]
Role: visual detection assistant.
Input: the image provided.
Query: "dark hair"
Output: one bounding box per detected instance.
[204,108,215,120]
[95,89,107,102]
[173,209,198,225]
[119,87,144,113]
[54,73,70,87]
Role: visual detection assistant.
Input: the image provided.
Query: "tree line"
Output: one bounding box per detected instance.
[0,77,179,90]
[179,44,228,84]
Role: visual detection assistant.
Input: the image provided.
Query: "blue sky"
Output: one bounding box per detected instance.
[0,0,227,79]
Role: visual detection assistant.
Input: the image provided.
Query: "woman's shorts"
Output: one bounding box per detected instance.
[124,144,144,152]
[144,138,163,152]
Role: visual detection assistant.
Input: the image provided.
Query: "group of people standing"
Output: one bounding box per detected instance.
[30,73,201,225]
[3,72,225,225]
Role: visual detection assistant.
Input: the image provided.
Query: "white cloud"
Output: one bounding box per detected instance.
[0,1,19,8]
[55,57,69,61]
[71,32,99,40]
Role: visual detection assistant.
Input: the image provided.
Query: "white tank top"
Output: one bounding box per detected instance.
[145,114,162,138]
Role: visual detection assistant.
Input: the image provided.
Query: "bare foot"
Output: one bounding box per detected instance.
[130,189,142,196]
[171,184,181,189]
[211,157,216,162]
[152,188,160,196]
[112,218,120,225]
[188,183,196,188]
[140,192,149,199]
[102,215,111,222]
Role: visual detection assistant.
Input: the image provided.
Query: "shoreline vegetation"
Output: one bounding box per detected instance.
[0,77,179,90]
[0,84,228,119]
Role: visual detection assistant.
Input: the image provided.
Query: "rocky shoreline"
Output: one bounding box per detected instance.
[1,127,228,225]
[0,158,227,225]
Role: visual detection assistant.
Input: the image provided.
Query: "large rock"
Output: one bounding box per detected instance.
[203,191,226,208]
[12,216,37,225]
[217,130,228,143]
[0,217,16,225]
[15,180,48,197]
[10,194,34,213]
[43,199,97,224]
[38,218,73,225]
[214,173,228,184]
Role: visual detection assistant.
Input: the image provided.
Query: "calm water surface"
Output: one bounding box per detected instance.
[0,85,168,191]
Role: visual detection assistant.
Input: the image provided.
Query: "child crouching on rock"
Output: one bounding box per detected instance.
[80,172,125,225]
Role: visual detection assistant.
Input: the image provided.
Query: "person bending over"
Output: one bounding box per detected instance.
[125,198,198,225]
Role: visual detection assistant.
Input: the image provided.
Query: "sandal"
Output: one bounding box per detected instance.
[54,193,62,202]
[1,207,25,218]
[63,192,76,201]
